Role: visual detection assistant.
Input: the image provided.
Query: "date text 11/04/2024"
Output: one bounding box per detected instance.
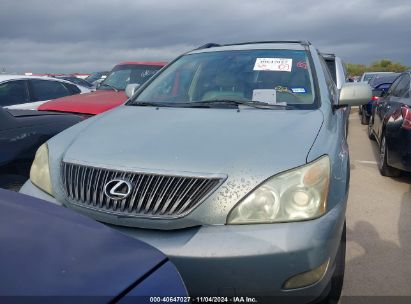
[149,296,259,303]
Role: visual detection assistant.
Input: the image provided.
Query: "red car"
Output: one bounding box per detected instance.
[38,62,166,115]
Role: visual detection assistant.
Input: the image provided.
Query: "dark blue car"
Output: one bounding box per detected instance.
[360,73,400,125]
[0,189,187,303]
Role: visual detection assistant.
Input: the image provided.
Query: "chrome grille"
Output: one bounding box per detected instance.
[61,162,223,218]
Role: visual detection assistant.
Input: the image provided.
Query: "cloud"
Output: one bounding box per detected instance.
[0,0,410,73]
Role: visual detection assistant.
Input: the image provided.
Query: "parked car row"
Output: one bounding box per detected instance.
[39,61,166,115]
[54,75,95,89]
[359,72,399,125]
[367,71,411,177]
[8,40,372,303]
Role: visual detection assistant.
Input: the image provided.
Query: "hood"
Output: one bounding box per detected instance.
[63,105,323,179]
[7,109,76,117]
[0,189,167,297]
[38,90,127,115]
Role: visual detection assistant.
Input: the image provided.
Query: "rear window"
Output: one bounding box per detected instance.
[63,82,81,94]
[131,49,317,109]
[0,80,28,106]
[30,79,72,101]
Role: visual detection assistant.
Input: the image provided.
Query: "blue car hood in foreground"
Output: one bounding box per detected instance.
[62,105,324,177]
[0,189,186,298]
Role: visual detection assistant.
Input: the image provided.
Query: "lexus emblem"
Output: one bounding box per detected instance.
[104,179,132,200]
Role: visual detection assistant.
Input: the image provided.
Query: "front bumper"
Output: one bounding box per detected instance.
[20,180,345,301]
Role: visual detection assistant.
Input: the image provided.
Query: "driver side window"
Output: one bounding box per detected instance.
[387,76,401,96]
[391,74,410,97]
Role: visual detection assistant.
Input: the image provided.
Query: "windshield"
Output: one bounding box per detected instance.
[99,64,163,91]
[363,74,378,82]
[369,74,399,87]
[86,72,107,83]
[129,49,317,109]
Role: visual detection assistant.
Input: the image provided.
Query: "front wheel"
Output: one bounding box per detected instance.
[379,135,401,177]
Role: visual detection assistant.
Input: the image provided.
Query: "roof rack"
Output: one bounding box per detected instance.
[194,43,221,50]
[191,40,311,52]
[321,52,336,57]
[222,40,311,47]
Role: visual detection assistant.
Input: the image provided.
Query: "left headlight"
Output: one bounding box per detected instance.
[227,155,330,224]
[30,143,53,196]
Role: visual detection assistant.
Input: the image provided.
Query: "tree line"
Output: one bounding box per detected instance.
[346,59,409,76]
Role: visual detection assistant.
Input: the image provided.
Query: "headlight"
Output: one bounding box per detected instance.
[30,143,53,196]
[227,155,330,224]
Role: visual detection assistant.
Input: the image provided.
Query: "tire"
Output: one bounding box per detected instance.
[361,110,368,125]
[378,135,401,177]
[316,222,346,304]
[368,118,375,140]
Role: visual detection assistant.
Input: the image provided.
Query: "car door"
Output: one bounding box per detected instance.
[376,74,410,139]
[0,80,30,109]
[27,79,73,109]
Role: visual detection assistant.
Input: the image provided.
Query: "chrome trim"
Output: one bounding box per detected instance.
[63,158,226,179]
[61,162,226,219]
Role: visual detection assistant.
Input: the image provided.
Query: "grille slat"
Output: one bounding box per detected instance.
[145,176,164,213]
[136,175,153,213]
[160,177,185,215]
[168,178,197,215]
[151,176,174,215]
[128,175,143,212]
[176,179,209,215]
[61,162,222,219]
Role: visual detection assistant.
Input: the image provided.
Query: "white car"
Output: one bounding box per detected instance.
[0,75,91,110]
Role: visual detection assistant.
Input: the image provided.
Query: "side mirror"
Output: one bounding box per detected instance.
[338,83,372,107]
[125,83,140,98]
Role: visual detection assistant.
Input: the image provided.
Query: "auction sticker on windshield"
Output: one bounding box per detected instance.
[253,58,293,72]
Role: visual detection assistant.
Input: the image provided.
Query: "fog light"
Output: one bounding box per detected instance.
[283,258,330,290]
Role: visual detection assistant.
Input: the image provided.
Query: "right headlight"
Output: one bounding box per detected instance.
[30,143,53,196]
[227,155,330,224]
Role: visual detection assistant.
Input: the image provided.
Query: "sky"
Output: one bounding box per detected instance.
[1,0,410,74]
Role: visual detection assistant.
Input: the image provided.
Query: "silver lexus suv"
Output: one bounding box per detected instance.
[21,41,370,303]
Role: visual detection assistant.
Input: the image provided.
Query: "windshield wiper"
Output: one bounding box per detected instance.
[131,101,174,107]
[130,101,212,108]
[99,83,119,92]
[129,99,297,109]
[192,99,293,109]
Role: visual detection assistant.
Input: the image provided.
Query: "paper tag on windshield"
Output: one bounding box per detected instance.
[253,58,293,72]
[252,89,277,104]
